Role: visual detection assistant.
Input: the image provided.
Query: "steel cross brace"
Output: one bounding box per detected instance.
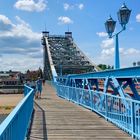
[99,77,109,111]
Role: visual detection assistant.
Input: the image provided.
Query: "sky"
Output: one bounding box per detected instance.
[0,0,139,72]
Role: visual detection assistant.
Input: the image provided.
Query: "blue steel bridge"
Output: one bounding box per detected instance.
[0,31,140,140]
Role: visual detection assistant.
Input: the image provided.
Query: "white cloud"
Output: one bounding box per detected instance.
[136,14,140,22]
[101,48,114,57]
[0,55,42,72]
[96,32,108,37]
[78,4,84,10]
[100,38,140,58]
[101,38,114,49]
[64,3,71,11]
[58,16,73,24]
[15,16,30,27]
[0,15,13,31]
[96,44,140,68]
[0,14,42,71]
[0,15,41,41]
[0,15,12,25]
[63,3,84,11]
[14,0,47,12]
[123,48,140,55]
[101,47,125,57]
[94,34,140,67]
[96,31,140,67]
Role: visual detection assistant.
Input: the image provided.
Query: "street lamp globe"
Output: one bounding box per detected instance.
[104,3,131,69]
[117,3,131,29]
[105,16,116,38]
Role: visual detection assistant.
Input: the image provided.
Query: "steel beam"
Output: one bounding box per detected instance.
[64,66,140,79]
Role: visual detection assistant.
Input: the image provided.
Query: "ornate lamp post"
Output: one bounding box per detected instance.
[105,3,131,69]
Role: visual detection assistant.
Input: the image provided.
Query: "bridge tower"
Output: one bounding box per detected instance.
[41,31,100,80]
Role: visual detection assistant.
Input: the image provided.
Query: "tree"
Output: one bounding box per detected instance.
[27,69,30,74]
[137,61,140,66]
[133,62,136,67]
[9,70,12,73]
[25,70,40,81]
[98,64,113,70]
[38,67,43,78]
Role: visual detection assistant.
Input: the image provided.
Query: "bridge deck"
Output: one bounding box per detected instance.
[28,83,132,140]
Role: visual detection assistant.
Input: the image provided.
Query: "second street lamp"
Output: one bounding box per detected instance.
[117,3,131,29]
[105,3,131,69]
[105,16,116,38]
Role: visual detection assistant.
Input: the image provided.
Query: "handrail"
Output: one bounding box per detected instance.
[0,85,34,140]
[45,37,57,82]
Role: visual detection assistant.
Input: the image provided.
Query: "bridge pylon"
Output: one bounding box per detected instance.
[41,31,100,80]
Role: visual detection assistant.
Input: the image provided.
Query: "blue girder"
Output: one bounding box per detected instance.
[58,66,140,79]
[55,67,140,139]
[57,66,140,100]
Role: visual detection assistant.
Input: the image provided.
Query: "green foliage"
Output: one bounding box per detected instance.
[98,64,113,70]
[133,61,140,67]
[25,67,43,81]
[38,67,43,78]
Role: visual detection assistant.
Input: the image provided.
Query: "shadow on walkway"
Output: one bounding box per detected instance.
[27,101,48,140]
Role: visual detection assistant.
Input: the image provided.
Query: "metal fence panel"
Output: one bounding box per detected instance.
[0,85,34,140]
[56,84,140,139]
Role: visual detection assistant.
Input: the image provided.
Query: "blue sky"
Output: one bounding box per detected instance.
[0,0,139,72]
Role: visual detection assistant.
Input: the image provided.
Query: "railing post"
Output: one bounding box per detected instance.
[76,88,79,104]
[67,86,69,99]
[131,101,135,138]
[105,94,108,120]
[67,86,70,101]
[90,91,94,111]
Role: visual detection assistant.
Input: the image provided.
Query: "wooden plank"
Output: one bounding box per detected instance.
[27,82,133,140]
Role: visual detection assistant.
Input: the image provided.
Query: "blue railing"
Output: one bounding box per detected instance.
[56,84,140,139]
[0,85,34,140]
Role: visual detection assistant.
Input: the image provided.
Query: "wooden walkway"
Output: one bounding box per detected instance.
[28,83,132,140]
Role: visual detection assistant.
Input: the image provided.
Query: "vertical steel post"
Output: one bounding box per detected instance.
[131,101,135,138]
[103,77,109,119]
[115,34,120,69]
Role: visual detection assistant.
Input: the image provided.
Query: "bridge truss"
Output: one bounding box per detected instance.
[56,66,140,139]
[41,31,100,80]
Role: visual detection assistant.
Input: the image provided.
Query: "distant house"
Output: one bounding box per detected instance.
[0,71,22,85]
[0,79,21,85]
[0,71,23,94]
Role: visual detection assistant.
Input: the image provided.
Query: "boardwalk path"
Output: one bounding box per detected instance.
[28,82,132,140]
